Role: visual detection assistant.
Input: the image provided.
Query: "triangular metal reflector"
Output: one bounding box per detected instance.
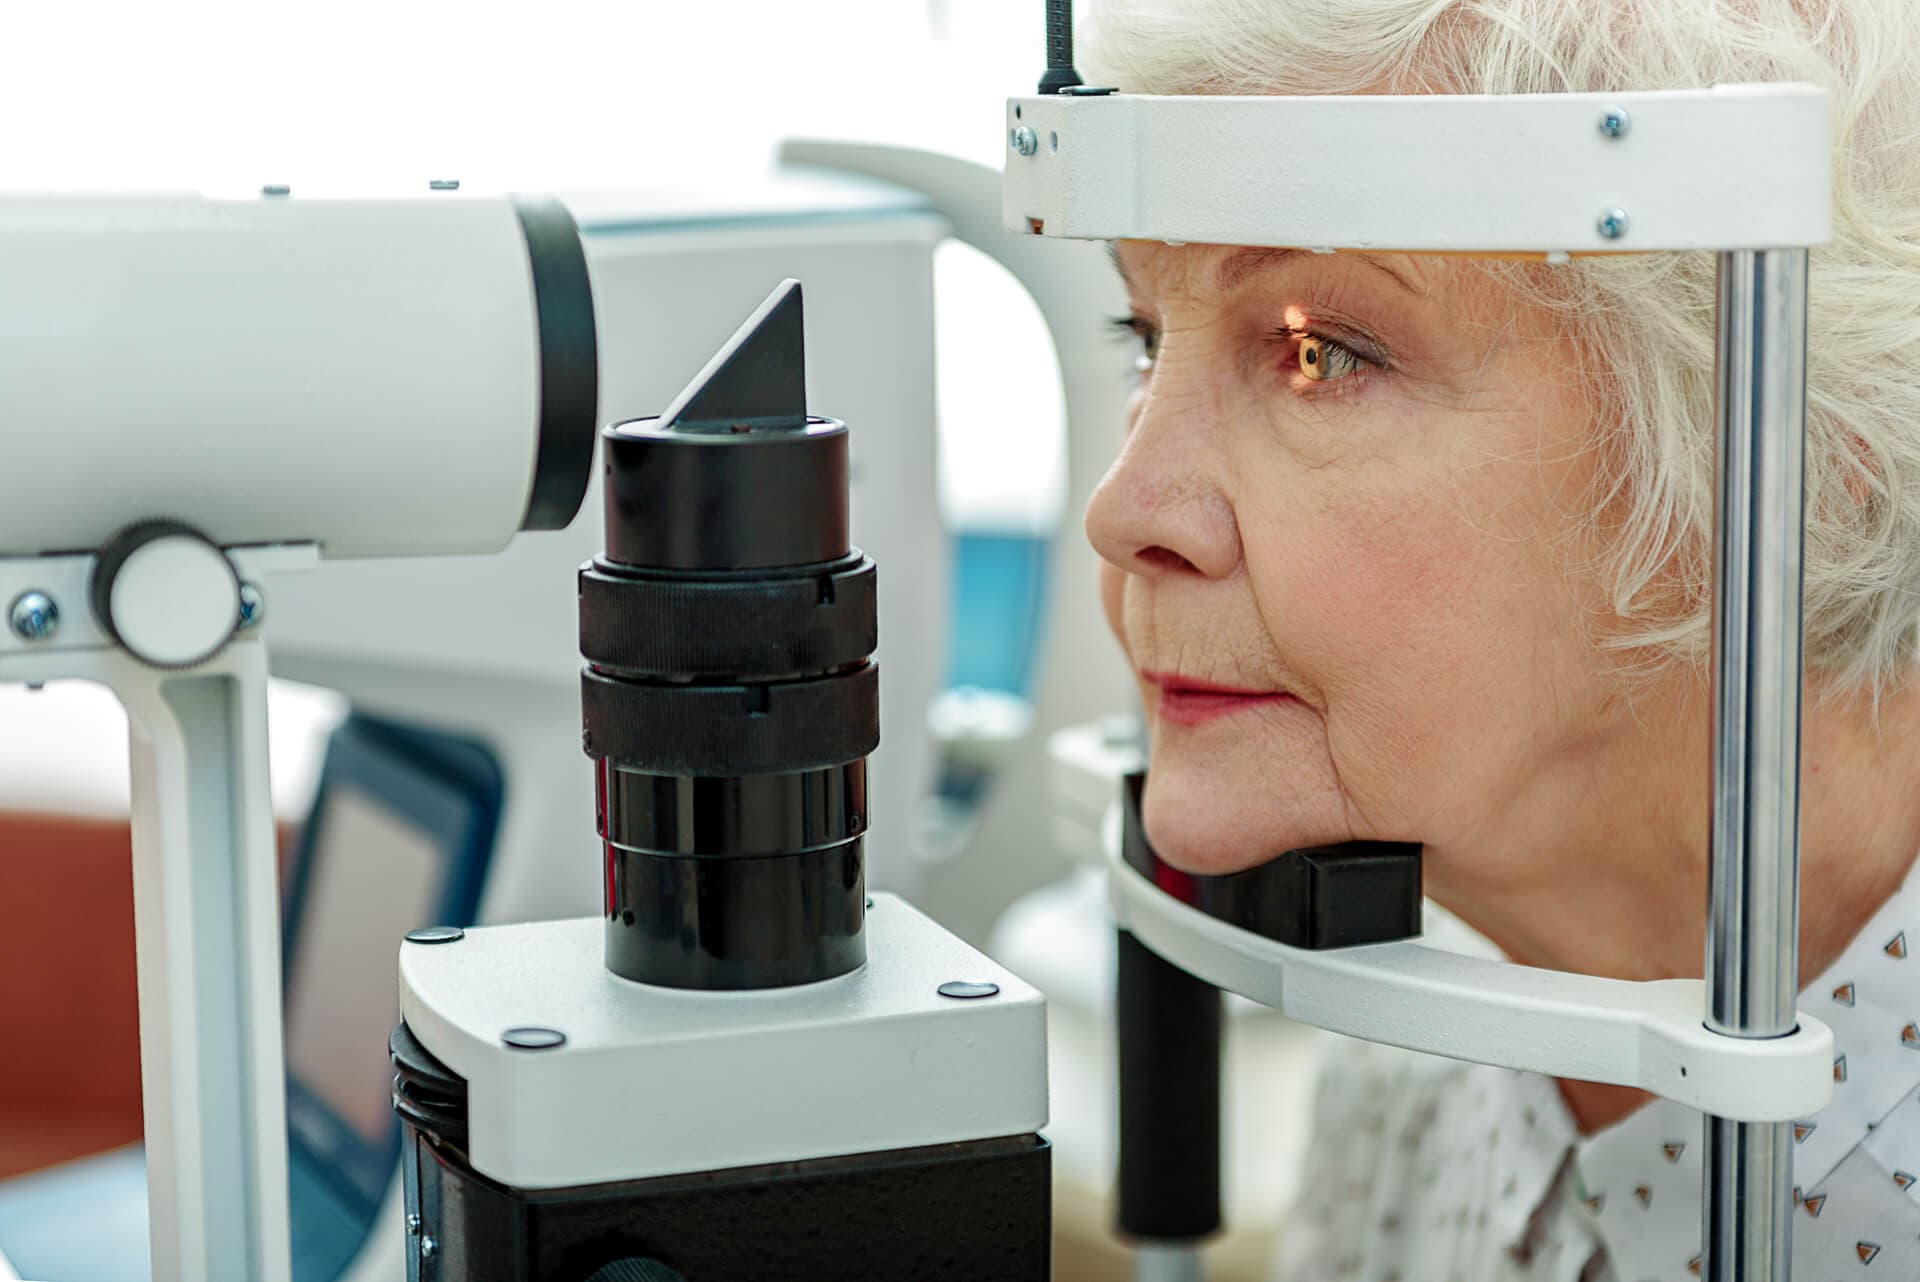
[660,279,808,431]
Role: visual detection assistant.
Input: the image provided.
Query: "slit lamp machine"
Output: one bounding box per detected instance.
[0,5,1833,1280]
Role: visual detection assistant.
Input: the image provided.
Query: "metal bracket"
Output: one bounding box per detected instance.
[0,542,316,1282]
[399,894,1049,1191]
[1003,85,1831,253]
[1109,847,1833,1123]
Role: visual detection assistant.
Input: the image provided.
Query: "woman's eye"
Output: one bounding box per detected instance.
[1296,333,1364,382]
[1108,314,1160,373]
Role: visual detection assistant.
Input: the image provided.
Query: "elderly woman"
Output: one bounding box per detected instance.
[1075,0,1920,1277]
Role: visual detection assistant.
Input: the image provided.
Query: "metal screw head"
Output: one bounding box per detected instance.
[9,591,58,643]
[1010,125,1039,157]
[1596,207,1630,241]
[236,582,265,632]
[428,179,461,191]
[419,1235,437,1260]
[261,184,291,197]
[406,926,465,945]
[937,980,1001,1000]
[502,1026,567,1050]
[405,1213,422,1235]
[1598,107,1631,140]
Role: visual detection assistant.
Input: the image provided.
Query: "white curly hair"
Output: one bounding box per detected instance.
[1083,0,1920,693]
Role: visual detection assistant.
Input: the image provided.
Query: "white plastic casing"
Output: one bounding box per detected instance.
[0,193,545,559]
[1109,847,1834,1123]
[398,893,1049,1190]
[1004,85,1832,253]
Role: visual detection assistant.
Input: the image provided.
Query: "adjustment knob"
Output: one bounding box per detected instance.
[90,520,242,669]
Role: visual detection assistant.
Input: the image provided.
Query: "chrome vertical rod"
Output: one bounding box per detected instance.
[1134,1244,1205,1282]
[1703,247,1809,1282]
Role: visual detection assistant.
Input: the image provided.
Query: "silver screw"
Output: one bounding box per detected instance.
[1598,107,1631,140]
[406,1214,422,1235]
[9,591,58,642]
[1010,125,1039,157]
[420,1235,437,1261]
[236,582,265,631]
[1596,207,1630,241]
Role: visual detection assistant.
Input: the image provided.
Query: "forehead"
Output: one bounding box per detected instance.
[1111,239,1445,300]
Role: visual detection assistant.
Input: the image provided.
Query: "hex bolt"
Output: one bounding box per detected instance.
[1596,207,1630,241]
[1598,106,1631,140]
[1010,126,1039,157]
[9,591,59,643]
[419,1235,437,1261]
[236,582,265,632]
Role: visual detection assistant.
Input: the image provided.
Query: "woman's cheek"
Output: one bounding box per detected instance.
[1249,501,1488,776]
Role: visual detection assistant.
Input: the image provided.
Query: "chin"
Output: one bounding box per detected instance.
[1139,749,1351,876]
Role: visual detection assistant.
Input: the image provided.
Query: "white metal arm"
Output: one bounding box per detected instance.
[1003,85,1831,253]
[0,544,314,1282]
[1108,847,1833,1123]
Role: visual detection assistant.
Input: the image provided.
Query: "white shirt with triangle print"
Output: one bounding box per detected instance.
[1273,855,1920,1282]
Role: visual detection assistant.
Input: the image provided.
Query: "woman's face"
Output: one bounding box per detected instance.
[1087,241,1659,885]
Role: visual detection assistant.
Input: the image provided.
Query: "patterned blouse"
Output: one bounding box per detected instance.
[1274,857,1920,1282]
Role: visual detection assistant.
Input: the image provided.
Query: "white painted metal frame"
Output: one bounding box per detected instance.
[1107,849,1831,1123]
[1003,83,1830,1282]
[0,544,315,1282]
[1004,86,1831,253]
[397,895,1049,1189]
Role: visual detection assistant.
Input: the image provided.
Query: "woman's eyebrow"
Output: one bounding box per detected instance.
[1214,246,1421,297]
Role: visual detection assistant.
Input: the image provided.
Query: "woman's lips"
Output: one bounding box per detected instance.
[1141,671,1295,727]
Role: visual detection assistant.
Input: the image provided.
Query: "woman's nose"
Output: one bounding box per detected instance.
[1083,379,1241,581]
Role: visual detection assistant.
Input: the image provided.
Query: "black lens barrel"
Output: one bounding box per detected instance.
[581,280,877,991]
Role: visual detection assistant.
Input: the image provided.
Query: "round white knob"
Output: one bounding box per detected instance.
[91,521,241,669]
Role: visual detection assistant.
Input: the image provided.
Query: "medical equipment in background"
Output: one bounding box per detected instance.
[263,176,955,941]
[17,173,967,1282]
[996,6,1832,1282]
[262,176,964,1281]
[0,190,597,1282]
[0,174,1057,1281]
[390,280,1050,1280]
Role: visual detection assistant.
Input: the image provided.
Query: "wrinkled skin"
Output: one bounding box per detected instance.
[1088,242,1638,902]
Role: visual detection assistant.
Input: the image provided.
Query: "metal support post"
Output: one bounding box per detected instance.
[1703,248,1810,1282]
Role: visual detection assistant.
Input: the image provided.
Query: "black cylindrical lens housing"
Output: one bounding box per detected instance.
[582,395,879,990]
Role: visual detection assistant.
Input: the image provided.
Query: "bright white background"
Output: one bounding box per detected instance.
[0,0,1070,530]
[0,1,1042,190]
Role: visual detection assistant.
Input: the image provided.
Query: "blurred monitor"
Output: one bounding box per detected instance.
[0,711,501,1282]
